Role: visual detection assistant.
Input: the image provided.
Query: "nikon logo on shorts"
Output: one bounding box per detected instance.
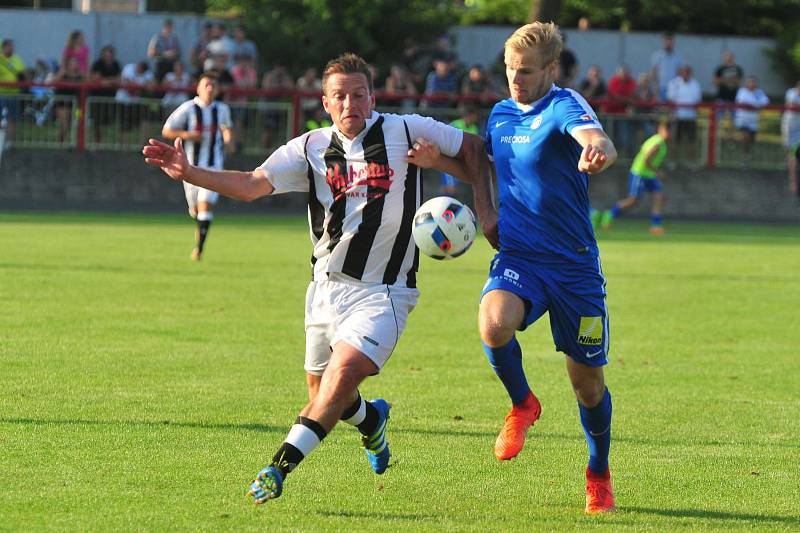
[577,316,603,345]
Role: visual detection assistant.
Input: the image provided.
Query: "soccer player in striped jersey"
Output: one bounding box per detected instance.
[415,22,619,514]
[162,71,233,260]
[143,53,497,504]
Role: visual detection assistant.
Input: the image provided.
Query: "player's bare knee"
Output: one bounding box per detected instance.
[573,377,605,407]
[479,314,516,347]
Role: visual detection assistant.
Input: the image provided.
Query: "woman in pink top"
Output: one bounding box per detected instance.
[61,30,89,75]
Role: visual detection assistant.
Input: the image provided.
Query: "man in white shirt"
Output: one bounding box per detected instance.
[651,32,684,101]
[734,76,769,166]
[667,65,702,166]
[143,53,497,504]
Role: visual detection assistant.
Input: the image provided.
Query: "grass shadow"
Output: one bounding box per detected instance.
[0,417,282,434]
[625,505,800,526]
[316,510,437,521]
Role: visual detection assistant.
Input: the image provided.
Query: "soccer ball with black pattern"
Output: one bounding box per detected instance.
[412,196,477,260]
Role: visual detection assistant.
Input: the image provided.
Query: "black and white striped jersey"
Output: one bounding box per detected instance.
[260,111,464,288]
[164,97,232,170]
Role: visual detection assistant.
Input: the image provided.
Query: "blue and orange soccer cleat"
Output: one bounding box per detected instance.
[247,465,283,505]
[494,391,542,460]
[585,467,616,514]
[362,399,391,474]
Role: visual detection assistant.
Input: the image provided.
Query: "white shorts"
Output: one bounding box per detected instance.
[183,182,219,210]
[304,274,419,376]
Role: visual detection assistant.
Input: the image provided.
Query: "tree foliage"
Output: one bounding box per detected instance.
[205,0,455,75]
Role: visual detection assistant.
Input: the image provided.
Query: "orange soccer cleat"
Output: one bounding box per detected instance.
[649,225,665,236]
[494,392,541,460]
[585,467,616,514]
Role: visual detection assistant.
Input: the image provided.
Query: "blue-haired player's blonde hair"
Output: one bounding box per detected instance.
[504,22,563,67]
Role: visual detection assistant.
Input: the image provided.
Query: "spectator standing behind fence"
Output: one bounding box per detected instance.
[230,55,257,151]
[161,60,191,115]
[713,51,743,123]
[296,67,322,122]
[190,22,213,77]
[89,45,121,145]
[431,34,458,70]
[558,33,578,88]
[0,39,26,147]
[605,65,637,157]
[651,32,684,101]
[52,56,85,144]
[578,65,606,102]
[231,25,258,70]
[781,80,800,200]
[424,58,458,109]
[116,61,155,136]
[734,76,769,168]
[162,72,232,261]
[667,65,701,167]
[148,19,181,83]
[383,64,417,113]
[259,64,294,149]
[206,22,235,71]
[61,30,89,75]
[461,64,494,104]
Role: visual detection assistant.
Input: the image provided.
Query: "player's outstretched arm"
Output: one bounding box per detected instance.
[573,128,617,175]
[143,138,274,201]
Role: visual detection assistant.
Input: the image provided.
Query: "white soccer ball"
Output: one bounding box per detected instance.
[412,196,477,260]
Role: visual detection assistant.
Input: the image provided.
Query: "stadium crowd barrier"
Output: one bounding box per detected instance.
[0,80,792,170]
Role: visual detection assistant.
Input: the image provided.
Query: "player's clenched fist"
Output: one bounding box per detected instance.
[578,143,608,175]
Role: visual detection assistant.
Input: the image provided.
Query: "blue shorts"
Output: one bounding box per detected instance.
[481,253,610,367]
[0,96,21,121]
[628,172,662,197]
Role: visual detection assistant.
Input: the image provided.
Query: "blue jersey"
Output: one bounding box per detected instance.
[485,86,603,264]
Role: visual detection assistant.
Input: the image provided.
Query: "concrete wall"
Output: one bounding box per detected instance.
[451,26,785,98]
[0,149,797,224]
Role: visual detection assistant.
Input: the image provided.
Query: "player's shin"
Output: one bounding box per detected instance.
[578,387,612,475]
[482,337,531,405]
[195,211,213,252]
[270,416,328,478]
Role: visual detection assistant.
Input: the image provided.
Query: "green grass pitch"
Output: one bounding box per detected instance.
[1,212,798,531]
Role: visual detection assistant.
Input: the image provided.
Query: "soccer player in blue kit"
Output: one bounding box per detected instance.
[412,25,617,511]
[480,22,618,513]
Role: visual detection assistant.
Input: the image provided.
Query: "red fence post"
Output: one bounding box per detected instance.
[707,102,717,169]
[77,83,88,152]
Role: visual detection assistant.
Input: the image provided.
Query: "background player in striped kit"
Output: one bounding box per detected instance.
[162,71,232,260]
[144,53,497,504]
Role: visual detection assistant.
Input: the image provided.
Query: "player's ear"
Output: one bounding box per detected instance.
[322,94,330,114]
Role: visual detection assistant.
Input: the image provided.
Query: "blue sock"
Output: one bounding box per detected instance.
[482,337,530,405]
[579,387,612,475]
[610,205,621,217]
[651,214,662,226]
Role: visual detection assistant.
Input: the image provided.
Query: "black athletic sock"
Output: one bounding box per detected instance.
[357,402,380,436]
[340,393,380,436]
[196,219,211,252]
[270,416,327,479]
[269,442,305,479]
